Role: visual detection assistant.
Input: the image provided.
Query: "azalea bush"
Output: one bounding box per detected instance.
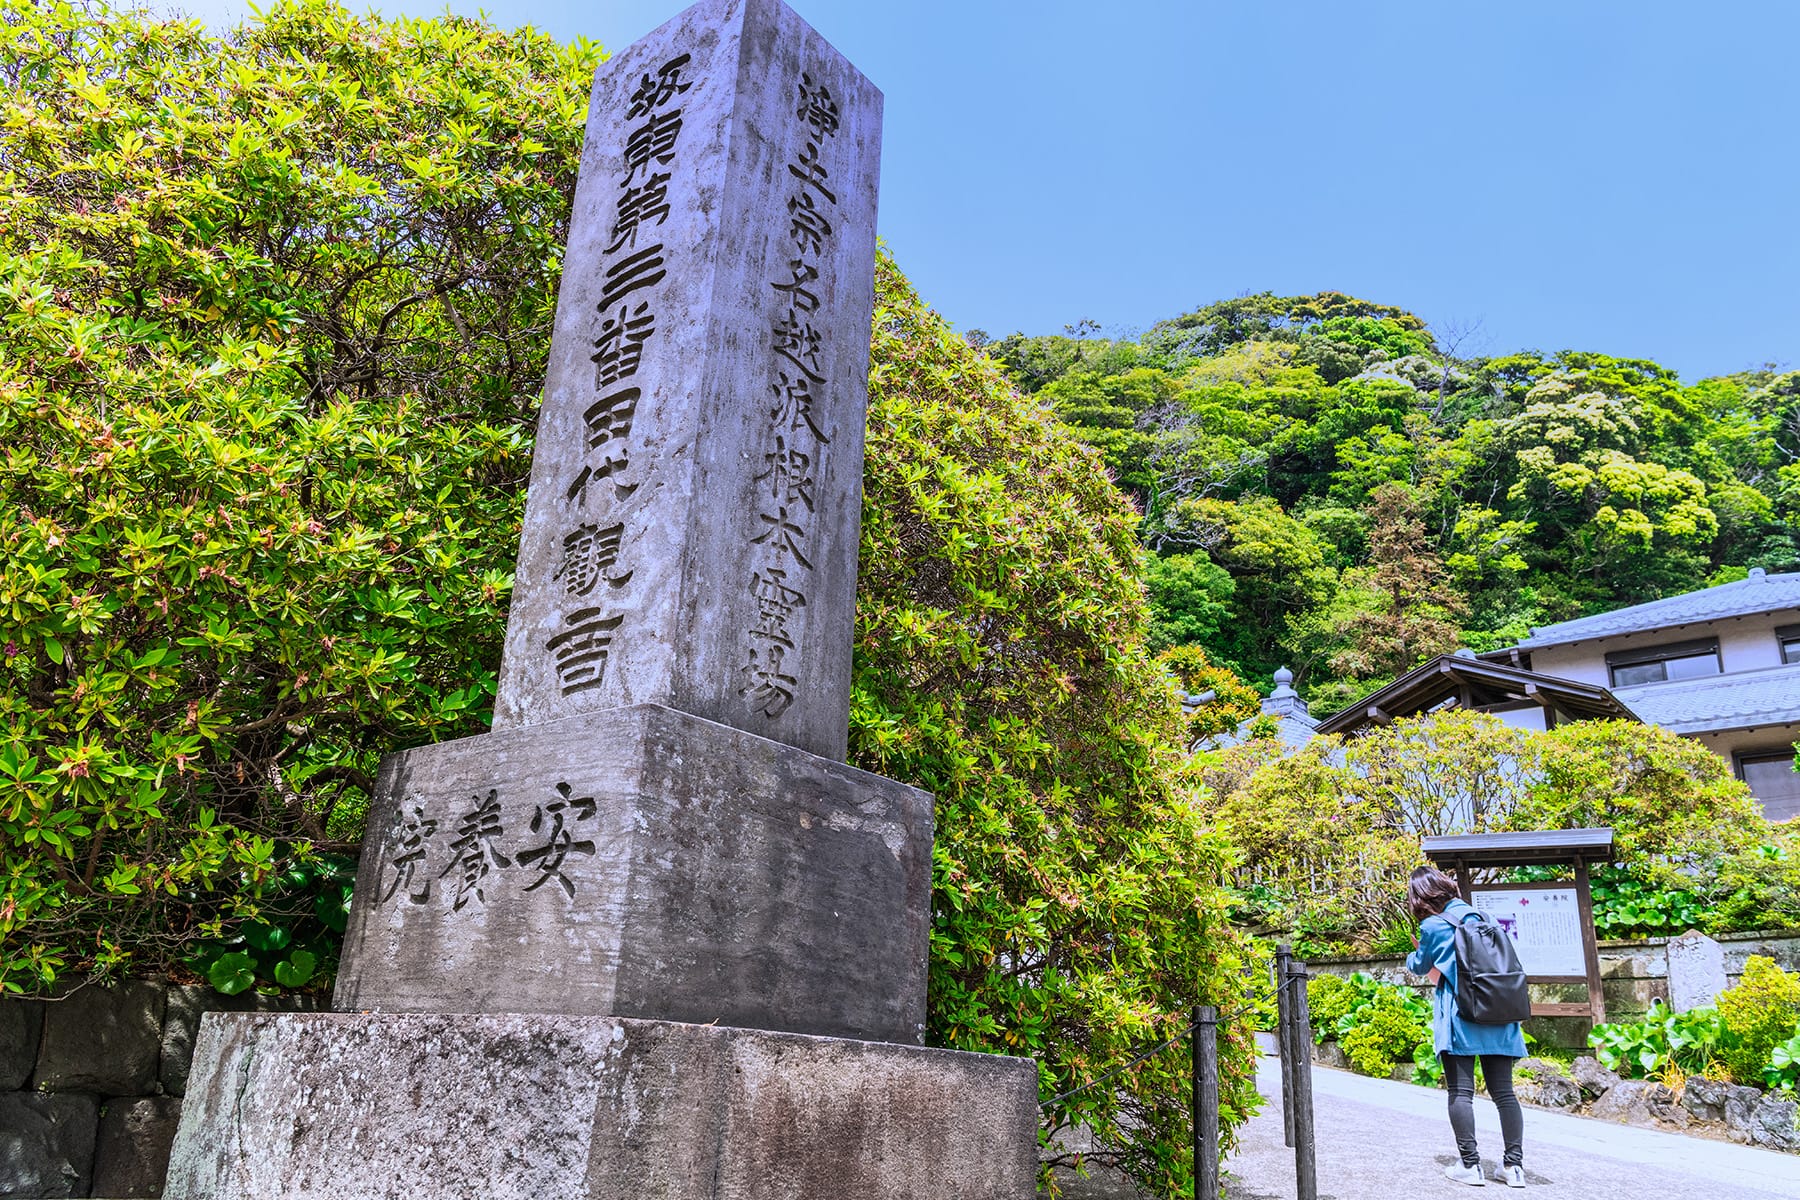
[0,0,588,990]
[1306,971,1433,1080]
[1716,957,1800,1084]
[858,254,1260,1193]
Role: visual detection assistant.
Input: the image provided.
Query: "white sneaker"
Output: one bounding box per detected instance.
[1500,1164,1526,1188]
[1443,1162,1487,1186]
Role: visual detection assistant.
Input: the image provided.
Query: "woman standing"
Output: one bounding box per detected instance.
[1405,865,1527,1188]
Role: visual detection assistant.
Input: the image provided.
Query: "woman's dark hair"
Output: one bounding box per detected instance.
[1408,865,1461,922]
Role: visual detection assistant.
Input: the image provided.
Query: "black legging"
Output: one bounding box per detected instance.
[1441,1053,1523,1169]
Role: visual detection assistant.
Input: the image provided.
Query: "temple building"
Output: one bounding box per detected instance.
[1285,569,1800,822]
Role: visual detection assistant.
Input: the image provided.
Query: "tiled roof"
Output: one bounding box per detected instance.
[1512,569,1800,650]
[1313,654,1633,737]
[1612,663,1800,735]
[1200,710,1320,754]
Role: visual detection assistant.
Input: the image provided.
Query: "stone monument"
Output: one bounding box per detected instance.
[161,2,1039,1196]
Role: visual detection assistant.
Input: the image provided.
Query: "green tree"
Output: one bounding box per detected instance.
[1321,484,1467,683]
[1038,366,1179,499]
[1207,712,1771,953]
[1153,496,1337,680]
[1143,554,1235,654]
[1158,645,1261,742]
[861,255,1259,1192]
[0,0,593,989]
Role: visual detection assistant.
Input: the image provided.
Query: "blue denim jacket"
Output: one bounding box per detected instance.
[1406,898,1528,1058]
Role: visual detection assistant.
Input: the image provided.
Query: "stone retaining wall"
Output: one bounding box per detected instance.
[0,980,318,1198]
[1307,929,1800,1048]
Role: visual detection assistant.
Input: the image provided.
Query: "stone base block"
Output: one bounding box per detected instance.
[165,1012,1036,1200]
[0,1092,98,1198]
[334,704,932,1044]
[93,1095,183,1198]
[34,981,165,1094]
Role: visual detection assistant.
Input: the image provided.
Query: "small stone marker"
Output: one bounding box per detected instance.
[492,0,882,764]
[1667,928,1727,1012]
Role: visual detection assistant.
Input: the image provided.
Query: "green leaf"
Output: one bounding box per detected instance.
[207,952,257,996]
[315,886,351,933]
[272,950,317,988]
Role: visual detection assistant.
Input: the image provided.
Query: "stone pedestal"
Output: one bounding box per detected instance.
[165,1013,1038,1200]
[334,704,932,1045]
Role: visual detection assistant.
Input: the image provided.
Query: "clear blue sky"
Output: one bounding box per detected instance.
[174,0,1798,381]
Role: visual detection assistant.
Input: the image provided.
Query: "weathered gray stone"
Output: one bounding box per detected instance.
[166,1012,1036,1200]
[1724,1084,1765,1143]
[491,0,883,765]
[0,998,43,1090]
[1667,929,1728,1012]
[92,1095,182,1198]
[334,704,931,1044]
[1600,975,1668,1020]
[1587,1080,1688,1129]
[1535,1074,1582,1110]
[1569,1055,1620,1097]
[1516,1056,1566,1080]
[1682,1075,1734,1123]
[160,986,324,1096]
[0,1092,99,1197]
[1749,1094,1800,1153]
[1311,1041,1347,1070]
[33,981,165,1095]
[1519,1014,1591,1050]
[1720,931,1800,982]
[160,987,246,1097]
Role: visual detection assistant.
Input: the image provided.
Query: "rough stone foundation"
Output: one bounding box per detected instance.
[0,982,317,1198]
[164,1011,1039,1200]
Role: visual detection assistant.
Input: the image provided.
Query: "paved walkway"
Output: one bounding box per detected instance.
[1225,1056,1800,1200]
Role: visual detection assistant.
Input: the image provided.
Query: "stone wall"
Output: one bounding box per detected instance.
[0,980,317,1198]
[1308,929,1800,1049]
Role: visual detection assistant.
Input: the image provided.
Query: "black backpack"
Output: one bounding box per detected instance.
[1451,909,1532,1025]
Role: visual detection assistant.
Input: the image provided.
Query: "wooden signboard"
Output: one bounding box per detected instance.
[1421,828,1613,1024]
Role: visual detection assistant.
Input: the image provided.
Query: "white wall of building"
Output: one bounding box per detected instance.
[1527,614,1791,686]
[1485,703,1549,732]
[1688,724,1800,766]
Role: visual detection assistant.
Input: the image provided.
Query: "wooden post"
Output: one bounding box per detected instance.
[1288,959,1318,1200]
[1274,944,1295,1149]
[1573,856,1606,1025]
[1453,856,1472,903]
[1193,1006,1219,1200]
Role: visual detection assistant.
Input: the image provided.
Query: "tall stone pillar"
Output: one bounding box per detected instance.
[162,3,1038,1196]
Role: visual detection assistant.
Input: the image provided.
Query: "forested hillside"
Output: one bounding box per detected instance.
[982,296,1800,710]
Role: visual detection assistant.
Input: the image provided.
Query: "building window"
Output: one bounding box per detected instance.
[1739,751,1800,823]
[1604,637,1722,687]
[1778,625,1800,666]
